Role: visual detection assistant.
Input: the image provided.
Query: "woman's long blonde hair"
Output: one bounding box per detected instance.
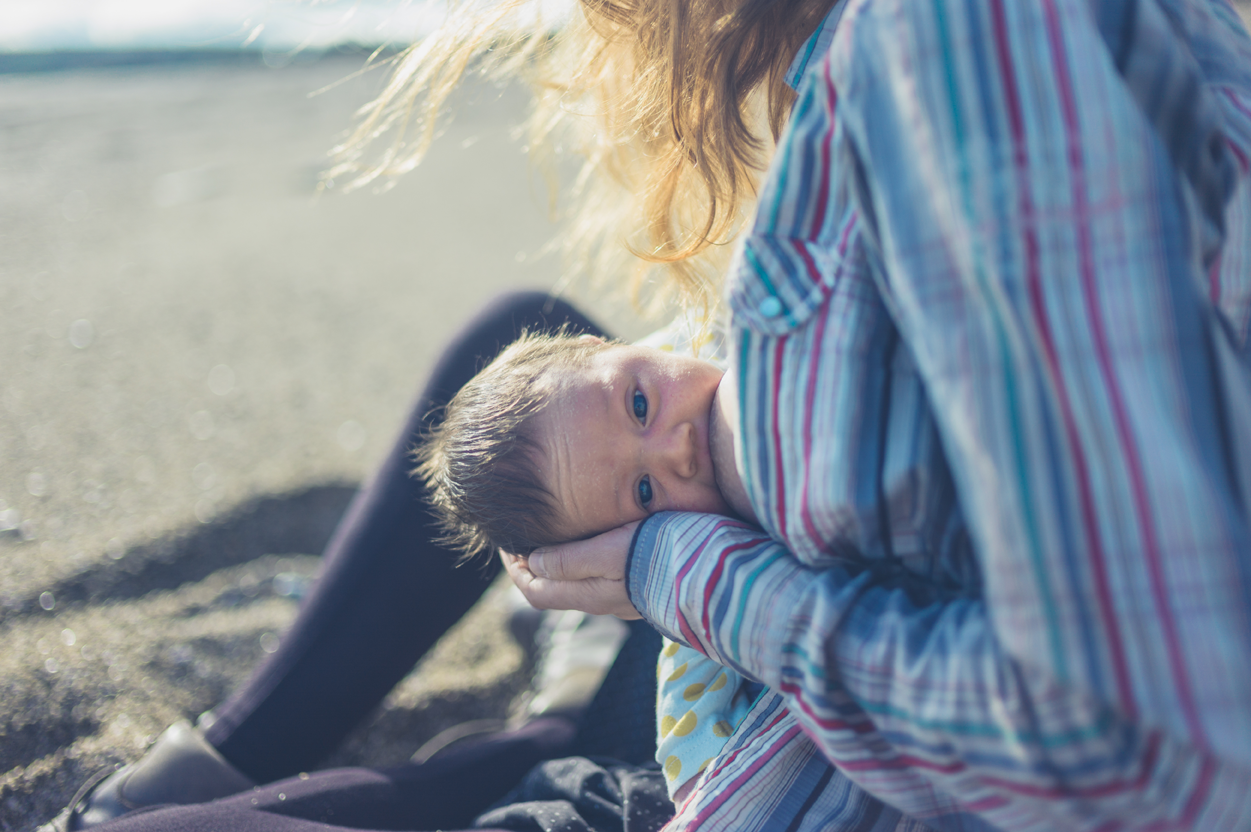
[330,0,836,315]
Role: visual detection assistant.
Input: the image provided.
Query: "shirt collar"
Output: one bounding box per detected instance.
[783,0,847,91]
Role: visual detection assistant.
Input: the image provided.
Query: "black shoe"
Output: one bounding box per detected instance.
[39,720,255,831]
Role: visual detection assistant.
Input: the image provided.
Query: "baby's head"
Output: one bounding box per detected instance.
[416,330,739,559]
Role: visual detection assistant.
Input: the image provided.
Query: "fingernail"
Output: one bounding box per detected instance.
[529,552,547,577]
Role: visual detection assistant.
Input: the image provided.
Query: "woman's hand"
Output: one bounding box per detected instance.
[500,522,641,619]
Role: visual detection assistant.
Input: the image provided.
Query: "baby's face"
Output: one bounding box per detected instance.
[533,343,751,543]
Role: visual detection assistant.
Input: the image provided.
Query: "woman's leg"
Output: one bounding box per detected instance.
[95,718,578,832]
[204,291,608,784]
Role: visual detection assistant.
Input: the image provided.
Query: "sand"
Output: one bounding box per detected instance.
[0,52,649,831]
[7,8,1251,828]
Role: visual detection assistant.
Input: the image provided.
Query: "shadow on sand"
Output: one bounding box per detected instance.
[1,484,357,626]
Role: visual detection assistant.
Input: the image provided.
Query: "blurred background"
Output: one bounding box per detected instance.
[3,1,1250,829]
[0,2,651,829]
[0,0,561,55]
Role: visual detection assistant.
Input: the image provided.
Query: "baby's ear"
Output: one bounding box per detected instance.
[577,334,605,345]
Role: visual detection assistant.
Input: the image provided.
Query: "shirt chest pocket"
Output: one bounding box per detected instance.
[738,293,980,597]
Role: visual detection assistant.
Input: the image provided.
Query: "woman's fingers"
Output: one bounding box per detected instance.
[527,522,638,582]
[527,575,640,619]
[498,527,642,619]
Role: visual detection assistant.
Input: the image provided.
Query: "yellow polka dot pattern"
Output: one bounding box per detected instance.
[673,711,698,737]
[654,638,753,797]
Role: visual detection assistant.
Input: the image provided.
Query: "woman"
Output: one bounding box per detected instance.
[51,0,1251,828]
[506,0,1251,829]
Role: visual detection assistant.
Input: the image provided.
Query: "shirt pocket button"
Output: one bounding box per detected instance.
[759,296,783,317]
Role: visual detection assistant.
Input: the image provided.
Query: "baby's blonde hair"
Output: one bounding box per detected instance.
[330,0,837,318]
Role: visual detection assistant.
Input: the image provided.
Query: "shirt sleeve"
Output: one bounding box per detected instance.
[629,0,1251,828]
[629,511,1251,830]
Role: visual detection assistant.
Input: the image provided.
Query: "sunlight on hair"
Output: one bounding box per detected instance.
[328,0,835,324]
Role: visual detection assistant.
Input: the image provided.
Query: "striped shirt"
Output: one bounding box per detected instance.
[627,0,1251,829]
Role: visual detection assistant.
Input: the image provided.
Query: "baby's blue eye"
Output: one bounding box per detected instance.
[633,390,648,423]
[638,475,653,508]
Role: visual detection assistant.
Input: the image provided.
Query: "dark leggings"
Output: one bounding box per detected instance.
[202,291,606,784]
[87,292,654,830]
[126,291,620,825]
[99,718,577,831]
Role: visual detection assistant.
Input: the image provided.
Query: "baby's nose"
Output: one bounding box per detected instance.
[657,422,698,478]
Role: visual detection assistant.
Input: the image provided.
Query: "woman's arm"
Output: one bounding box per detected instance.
[628,510,1251,832]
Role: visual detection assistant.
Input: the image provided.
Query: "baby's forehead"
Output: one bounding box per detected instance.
[539,345,621,391]
[537,341,707,411]
[528,370,619,542]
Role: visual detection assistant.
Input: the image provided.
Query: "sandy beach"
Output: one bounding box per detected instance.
[0,52,649,831]
[7,6,1251,828]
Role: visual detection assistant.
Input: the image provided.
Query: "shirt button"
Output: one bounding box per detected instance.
[758,296,783,318]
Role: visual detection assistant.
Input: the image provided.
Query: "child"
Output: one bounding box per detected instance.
[415,330,758,802]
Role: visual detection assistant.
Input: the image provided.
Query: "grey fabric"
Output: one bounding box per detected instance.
[474,757,672,832]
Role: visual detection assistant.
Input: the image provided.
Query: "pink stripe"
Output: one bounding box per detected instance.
[977,731,1160,799]
[798,293,831,547]
[797,210,858,547]
[778,680,881,735]
[791,211,857,546]
[837,739,1176,806]
[669,519,764,651]
[672,527,722,649]
[702,709,790,780]
[795,241,825,287]
[1099,755,1213,831]
[837,210,856,252]
[782,676,1200,812]
[699,539,758,649]
[688,717,800,827]
[1041,0,1203,741]
[838,727,1180,809]
[770,339,790,540]
[1220,90,1251,174]
[989,0,1137,711]
[1221,86,1251,123]
[806,72,837,238]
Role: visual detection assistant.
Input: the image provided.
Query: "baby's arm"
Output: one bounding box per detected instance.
[655,639,754,803]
